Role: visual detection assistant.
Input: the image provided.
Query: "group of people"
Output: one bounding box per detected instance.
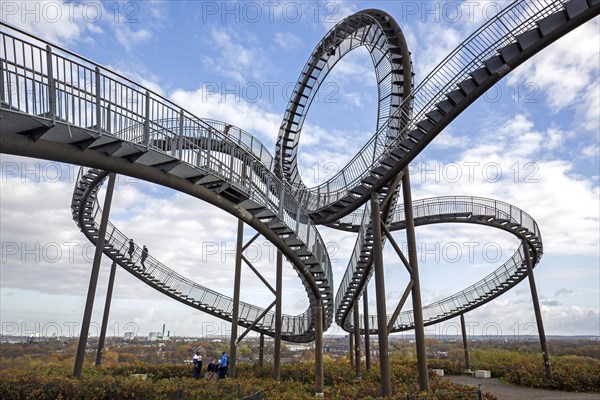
[128,239,148,271]
[192,351,229,380]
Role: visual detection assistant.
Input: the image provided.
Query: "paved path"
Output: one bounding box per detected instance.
[445,376,599,400]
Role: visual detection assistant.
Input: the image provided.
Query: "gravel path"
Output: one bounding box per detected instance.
[445,376,600,400]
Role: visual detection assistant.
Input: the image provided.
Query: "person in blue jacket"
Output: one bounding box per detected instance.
[218,352,228,379]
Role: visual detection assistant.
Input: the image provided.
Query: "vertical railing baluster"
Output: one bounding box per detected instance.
[0,60,5,104]
[144,90,150,149]
[95,67,102,133]
[264,175,271,208]
[177,109,184,158]
[229,144,235,183]
[207,128,212,168]
[46,45,56,123]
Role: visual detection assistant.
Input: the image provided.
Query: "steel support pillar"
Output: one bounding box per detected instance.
[353,301,362,380]
[349,333,356,368]
[96,260,117,366]
[315,301,324,396]
[460,314,471,371]
[523,240,553,381]
[258,333,264,368]
[273,250,282,381]
[229,219,244,378]
[371,192,391,396]
[73,172,116,378]
[402,169,429,391]
[363,290,371,370]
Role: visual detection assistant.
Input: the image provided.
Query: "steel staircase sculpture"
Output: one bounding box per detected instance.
[1,0,598,342]
[336,196,543,332]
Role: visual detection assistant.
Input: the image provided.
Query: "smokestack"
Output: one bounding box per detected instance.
[162,324,165,337]
[168,331,170,337]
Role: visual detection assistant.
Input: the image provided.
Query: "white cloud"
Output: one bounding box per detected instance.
[414,113,600,257]
[581,143,600,159]
[200,27,274,83]
[508,19,600,133]
[113,26,152,52]
[0,0,95,45]
[274,31,303,50]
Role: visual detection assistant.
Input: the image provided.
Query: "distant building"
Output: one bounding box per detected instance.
[148,332,163,341]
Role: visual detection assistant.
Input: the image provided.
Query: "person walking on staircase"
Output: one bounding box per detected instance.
[141,245,148,271]
[128,238,135,260]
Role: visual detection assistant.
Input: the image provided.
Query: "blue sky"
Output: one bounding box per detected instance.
[1,1,598,340]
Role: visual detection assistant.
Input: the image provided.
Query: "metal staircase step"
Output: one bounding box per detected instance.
[516,28,542,51]
[537,10,568,37]
[435,100,454,114]
[425,109,444,123]
[447,89,465,105]
[499,42,522,63]
[409,128,427,141]
[566,0,591,19]
[458,78,477,95]
[483,55,505,74]
[470,67,491,85]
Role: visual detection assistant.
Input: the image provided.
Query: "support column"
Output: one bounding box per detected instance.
[73,172,116,378]
[315,301,324,396]
[523,240,553,380]
[229,219,244,378]
[96,260,117,366]
[371,192,391,396]
[258,333,264,368]
[402,169,429,391]
[349,333,354,368]
[363,290,371,370]
[273,250,282,381]
[353,301,362,380]
[460,314,471,372]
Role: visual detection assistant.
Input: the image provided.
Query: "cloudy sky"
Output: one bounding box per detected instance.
[1,1,598,341]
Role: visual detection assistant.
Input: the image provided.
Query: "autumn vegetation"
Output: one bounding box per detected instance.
[0,337,598,399]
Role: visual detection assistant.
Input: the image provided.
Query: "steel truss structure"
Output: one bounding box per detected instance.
[1,0,598,395]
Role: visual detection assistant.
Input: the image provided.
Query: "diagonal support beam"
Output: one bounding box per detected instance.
[387,280,414,335]
[241,254,276,295]
[242,232,261,252]
[380,170,403,211]
[523,239,553,381]
[236,300,276,344]
[380,221,413,275]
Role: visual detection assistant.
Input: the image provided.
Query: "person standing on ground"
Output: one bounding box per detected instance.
[192,351,202,378]
[219,352,229,379]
